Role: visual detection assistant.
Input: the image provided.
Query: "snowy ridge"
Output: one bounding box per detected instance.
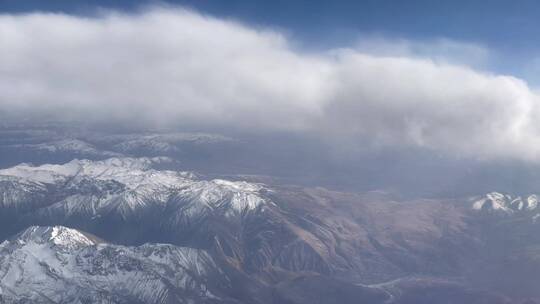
[6,139,122,158]
[0,157,268,218]
[0,157,176,184]
[472,192,540,215]
[0,226,228,304]
[93,132,234,154]
[11,226,96,249]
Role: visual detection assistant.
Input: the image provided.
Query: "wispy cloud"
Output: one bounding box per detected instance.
[353,36,491,67]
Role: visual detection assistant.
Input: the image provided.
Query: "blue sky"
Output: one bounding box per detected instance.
[2,0,540,84]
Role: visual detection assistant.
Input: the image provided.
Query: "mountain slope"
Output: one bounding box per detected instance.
[0,158,471,282]
[0,158,536,303]
[0,226,244,304]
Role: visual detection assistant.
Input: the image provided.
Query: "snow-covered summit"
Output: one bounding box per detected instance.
[472,192,540,214]
[7,139,122,158]
[93,132,234,154]
[9,226,97,249]
[0,226,230,304]
[0,157,268,218]
[0,157,179,185]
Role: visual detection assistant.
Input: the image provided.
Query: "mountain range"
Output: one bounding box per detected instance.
[0,155,539,303]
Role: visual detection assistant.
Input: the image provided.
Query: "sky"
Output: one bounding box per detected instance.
[2,1,540,163]
[3,0,540,82]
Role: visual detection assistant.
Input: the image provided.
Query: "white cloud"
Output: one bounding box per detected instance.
[1,8,540,161]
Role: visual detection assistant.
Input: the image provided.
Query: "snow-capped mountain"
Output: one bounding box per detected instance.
[0,157,267,218]
[0,157,537,303]
[472,192,540,215]
[0,158,470,281]
[6,139,122,158]
[0,128,239,172]
[91,133,234,155]
[0,226,243,304]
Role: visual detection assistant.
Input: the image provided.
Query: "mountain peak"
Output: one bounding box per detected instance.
[14,226,97,248]
[472,192,540,214]
[0,156,178,185]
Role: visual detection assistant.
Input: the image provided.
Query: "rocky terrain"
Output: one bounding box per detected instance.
[0,155,538,303]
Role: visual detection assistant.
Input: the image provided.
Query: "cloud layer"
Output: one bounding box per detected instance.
[1,8,540,161]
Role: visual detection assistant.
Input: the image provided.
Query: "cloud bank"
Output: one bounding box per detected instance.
[1,8,540,161]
